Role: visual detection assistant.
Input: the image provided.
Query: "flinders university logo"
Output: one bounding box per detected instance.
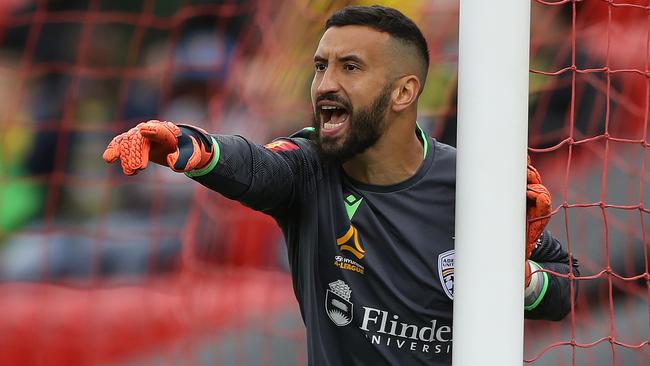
[324,280,453,355]
[326,280,354,326]
[437,250,454,300]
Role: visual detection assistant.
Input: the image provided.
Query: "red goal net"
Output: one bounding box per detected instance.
[0,1,647,365]
[525,1,650,365]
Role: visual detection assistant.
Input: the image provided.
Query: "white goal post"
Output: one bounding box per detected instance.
[453,1,531,365]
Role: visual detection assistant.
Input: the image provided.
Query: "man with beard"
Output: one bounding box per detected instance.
[103,5,577,365]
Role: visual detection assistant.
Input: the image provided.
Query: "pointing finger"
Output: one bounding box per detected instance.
[102,140,120,163]
[139,121,179,146]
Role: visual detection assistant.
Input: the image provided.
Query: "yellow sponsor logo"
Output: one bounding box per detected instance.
[334,255,365,274]
[336,225,366,259]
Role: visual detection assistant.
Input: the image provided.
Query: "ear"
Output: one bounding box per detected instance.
[391,75,420,113]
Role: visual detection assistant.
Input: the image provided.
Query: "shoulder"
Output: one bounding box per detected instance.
[431,139,456,169]
[432,139,456,157]
[289,127,317,140]
[264,127,318,153]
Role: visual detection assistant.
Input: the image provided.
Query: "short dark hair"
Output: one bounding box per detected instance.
[325,5,429,81]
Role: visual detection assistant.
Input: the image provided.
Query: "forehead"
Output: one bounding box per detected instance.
[315,25,390,59]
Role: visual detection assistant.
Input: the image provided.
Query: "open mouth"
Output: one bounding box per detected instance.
[319,104,350,134]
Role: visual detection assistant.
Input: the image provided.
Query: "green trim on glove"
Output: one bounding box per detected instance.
[186,136,220,178]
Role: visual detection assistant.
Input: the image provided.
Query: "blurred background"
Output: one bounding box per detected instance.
[0,0,648,365]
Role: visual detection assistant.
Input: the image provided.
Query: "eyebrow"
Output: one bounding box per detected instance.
[313,54,365,65]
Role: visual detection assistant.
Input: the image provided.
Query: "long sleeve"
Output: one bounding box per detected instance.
[525,230,579,320]
[187,129,323,216]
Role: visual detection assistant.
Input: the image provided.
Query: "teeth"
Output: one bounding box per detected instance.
[324,122,343,130]
[322,106,340,110]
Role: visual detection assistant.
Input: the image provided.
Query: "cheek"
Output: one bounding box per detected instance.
[310,81,318,105]
[310,88,316,102]
[355,82,389,108]
[348,83,376,105]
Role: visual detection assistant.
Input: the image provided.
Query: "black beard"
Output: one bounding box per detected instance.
[312,86,391,163]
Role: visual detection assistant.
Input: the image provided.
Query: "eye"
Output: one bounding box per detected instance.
[344,63,359,72]
[315,62,327,72]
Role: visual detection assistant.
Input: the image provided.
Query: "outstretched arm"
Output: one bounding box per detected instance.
[187,131,322,215]
[103,120,320,216]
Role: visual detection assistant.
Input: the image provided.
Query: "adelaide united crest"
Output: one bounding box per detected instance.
[438,250,454,300]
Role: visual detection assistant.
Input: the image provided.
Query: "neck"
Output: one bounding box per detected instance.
[342,113,424,186]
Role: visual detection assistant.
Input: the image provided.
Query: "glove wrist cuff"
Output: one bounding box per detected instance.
[524,261,549,310]
[186,136,220,177]
[178,124,213,152]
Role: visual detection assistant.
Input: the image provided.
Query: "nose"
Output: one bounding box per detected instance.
[315,67,340,96]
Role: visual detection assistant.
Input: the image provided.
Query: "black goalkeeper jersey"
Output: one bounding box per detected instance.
[189,127,577,366]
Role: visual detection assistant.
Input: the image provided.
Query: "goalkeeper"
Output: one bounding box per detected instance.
[103,5,578,365]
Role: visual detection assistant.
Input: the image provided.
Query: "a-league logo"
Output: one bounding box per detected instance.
[437,250,454,300]
[325,280,354,326]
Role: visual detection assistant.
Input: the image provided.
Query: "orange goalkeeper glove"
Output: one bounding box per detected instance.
[102,120,214,175]
[525,156,552,286]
